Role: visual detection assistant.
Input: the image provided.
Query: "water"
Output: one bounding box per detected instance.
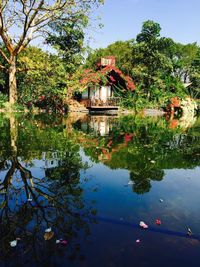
[0,113,200,267]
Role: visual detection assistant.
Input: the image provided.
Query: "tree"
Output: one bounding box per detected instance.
[17,46,67,105]
[0,0,103,105]
[166,42,199,82]
[168,42,200,98]
[0,114,95,263]
[136,20,161,43]
[133,20,173,99]
[85,40,135,75]
[83,19,200,107]
[190,46,200,98]
[46,15,87,75]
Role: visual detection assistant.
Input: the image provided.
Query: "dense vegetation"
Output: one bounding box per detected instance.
[0,0,103,106]
[85,21,200,109]
[0,18,200,111]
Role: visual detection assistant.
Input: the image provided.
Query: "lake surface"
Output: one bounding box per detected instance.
[0,113,200,267]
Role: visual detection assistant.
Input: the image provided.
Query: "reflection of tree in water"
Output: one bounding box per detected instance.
[73,114,200,195]
[0,114,95,266]
[130,168,164,194]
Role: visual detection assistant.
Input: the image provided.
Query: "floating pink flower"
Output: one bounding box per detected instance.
[139,221,148,229]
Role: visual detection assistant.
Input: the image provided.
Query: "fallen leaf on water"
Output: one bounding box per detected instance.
[44,231,54,241]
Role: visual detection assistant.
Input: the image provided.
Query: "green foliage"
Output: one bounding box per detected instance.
[17,46,67,105]
[0,73,6,88]
[12,14,96,108]
[0,0,104,106]
[85,40,134,75]
[136,20,161,43]
[0,44,8,93]
[72,114,200,194]
[0,44,68,109]
[133,21,174,98]
[0,114,95,260]
[83,20,200,109]
[1,18,199,110]
[119,90,136,110]
[189,74,200,98]
[46,15,87,74]
[189,47,200,98]
[0,93,8,108]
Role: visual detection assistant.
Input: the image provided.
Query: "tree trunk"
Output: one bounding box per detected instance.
[10,113,18,156]
[9,56,17,105]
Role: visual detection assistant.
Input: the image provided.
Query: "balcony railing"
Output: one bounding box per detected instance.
[90,97,121,107]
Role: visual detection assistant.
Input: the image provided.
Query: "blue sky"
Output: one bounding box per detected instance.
[88,0,200,49]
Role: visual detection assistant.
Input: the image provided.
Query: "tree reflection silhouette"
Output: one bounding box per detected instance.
[0,114,95,266]
[130,169,164,194]
[72,114,200,194]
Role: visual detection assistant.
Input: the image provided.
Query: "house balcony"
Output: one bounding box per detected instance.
[79,97,120,114]
[88,97,121,108]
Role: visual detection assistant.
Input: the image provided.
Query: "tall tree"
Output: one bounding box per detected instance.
[46,15,87,74]
[0,0,103,105]
[190,46,200,98]
[166,42,199,82]
[133,20,173,98]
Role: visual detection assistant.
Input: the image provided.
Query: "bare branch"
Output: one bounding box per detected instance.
[0,0,102,58]
[0,47,10,63]
[0,0,9,13]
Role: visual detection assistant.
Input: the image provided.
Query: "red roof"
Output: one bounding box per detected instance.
[80,66,135,91]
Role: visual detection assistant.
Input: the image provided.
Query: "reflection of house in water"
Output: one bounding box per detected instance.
[19,151,61,171]
[89,116,114,136]
[74,116,116,136]
[41,152,60,169]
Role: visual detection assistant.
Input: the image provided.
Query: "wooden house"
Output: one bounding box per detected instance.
[77,56,135,113]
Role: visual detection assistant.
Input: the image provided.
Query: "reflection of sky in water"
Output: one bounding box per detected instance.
[78,152,200,266]
[81,149,200,233]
